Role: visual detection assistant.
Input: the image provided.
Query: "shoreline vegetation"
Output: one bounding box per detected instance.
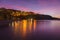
[0,8,60,20]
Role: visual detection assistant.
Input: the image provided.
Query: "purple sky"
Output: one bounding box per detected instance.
[0,0,60,18]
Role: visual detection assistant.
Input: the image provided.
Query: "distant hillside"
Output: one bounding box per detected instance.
[0,8,60,20]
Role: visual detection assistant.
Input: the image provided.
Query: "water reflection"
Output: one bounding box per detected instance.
[9,19,37,38]
[1,20,60,40]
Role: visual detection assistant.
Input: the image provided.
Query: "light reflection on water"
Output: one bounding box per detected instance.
[9,19,37,39]
[8,20,60,40]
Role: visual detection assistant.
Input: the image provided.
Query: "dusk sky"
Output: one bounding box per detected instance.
[0,0,60,18]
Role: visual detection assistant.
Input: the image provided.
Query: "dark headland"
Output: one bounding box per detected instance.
[0,8,60,20]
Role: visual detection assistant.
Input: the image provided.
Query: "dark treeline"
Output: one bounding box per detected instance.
[0,8,60,20]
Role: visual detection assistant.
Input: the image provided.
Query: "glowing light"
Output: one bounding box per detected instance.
[9,19,37,38]
[34,20,36,31]
[28,19,33,32]
[22,20,27,37]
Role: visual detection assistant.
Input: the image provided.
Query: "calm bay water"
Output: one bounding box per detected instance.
[0,19,60,40]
